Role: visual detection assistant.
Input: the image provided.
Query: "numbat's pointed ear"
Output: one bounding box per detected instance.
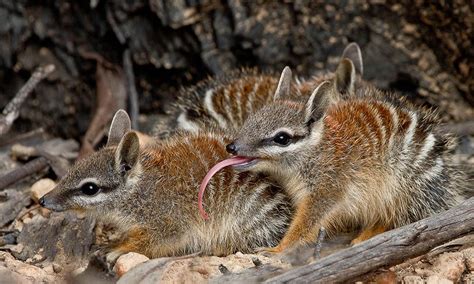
[304,81,335,123]
[341,42,363,76]
[115,132,140,175]
[334,58,356,95]
[273,66,292,101]
[107,109,132,147]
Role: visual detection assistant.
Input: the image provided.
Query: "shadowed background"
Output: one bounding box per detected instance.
[1,0,472,139]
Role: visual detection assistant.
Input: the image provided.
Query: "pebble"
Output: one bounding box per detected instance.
[10,144,37,160]
[52,263,62,273]
[462,248,474,271]
[433,252,465,282]
[113,252,150,277]
[30,179,56,203]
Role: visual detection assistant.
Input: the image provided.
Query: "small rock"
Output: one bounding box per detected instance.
[402,23,417,34]
[403,275,423,284]
[22,217,32,224]
[434,252,465,282]
[0,252,57,282]
[113,252,149,277]
[10,144,37,160]
[30,179,56,203]
[71,266,87,277]
[52,263,62,273]
[10,244,24,254]
[426,275,453,284]
[43,264,54,274]
[462,248,474,271]
[218,264,230,275]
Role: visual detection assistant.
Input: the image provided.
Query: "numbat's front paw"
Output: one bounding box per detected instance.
[350,237,364,246]
[254,245,284,256]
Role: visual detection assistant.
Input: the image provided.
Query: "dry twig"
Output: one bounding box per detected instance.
[0,65,55,135]
[0,157,49,191]
[0,128,46,148]
[313,227,326,259]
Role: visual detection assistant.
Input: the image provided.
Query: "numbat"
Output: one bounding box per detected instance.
[40,110,292,258]
[225,59,470,252]
[154,43,364,137]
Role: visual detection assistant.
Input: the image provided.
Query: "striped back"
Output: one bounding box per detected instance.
[318,88,468,227]
[137,131,292,256]
[153,69,318,137]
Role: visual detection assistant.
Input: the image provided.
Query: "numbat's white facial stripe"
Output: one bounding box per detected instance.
[263,125,323,155]
[269,128,295,138]
[76,177,100,189]
[73,192,107,205]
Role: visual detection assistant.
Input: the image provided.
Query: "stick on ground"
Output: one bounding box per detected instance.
[313,227,326,259]
[0,157,49,190]
[0,65,55,135]
[265,197,474,283]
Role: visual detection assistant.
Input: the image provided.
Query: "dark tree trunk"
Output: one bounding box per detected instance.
[1,0,472,139]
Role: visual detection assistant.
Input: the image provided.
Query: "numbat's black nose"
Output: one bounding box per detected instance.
[39,196,46,207]
[226,143,237,155]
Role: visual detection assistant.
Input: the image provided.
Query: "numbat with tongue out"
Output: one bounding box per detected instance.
[222,61,469,253]
[40,110,292,258]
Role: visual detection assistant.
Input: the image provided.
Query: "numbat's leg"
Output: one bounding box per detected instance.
[350,225,387,245]
[257,193,336,254]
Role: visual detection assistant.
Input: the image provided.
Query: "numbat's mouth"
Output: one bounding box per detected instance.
[231,157,259,170]
[198,156,257,219]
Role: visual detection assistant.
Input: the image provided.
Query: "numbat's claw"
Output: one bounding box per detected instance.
[255,245,284,256]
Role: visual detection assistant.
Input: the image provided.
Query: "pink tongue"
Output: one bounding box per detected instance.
[198,156,254,220]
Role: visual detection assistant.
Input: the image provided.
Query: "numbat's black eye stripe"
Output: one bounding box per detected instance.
[273,132,292,146]
[80,182,100,196]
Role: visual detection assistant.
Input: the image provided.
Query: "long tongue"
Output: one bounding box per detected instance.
[198,156,254,220]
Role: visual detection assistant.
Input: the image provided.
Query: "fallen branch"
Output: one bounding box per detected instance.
[0,157,49,191]
[0,65,55,135]
[265,197,474,283]
[0,128,46,148]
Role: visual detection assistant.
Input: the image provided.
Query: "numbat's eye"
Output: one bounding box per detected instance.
[273,132,292,146]
[80,182,100,196]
